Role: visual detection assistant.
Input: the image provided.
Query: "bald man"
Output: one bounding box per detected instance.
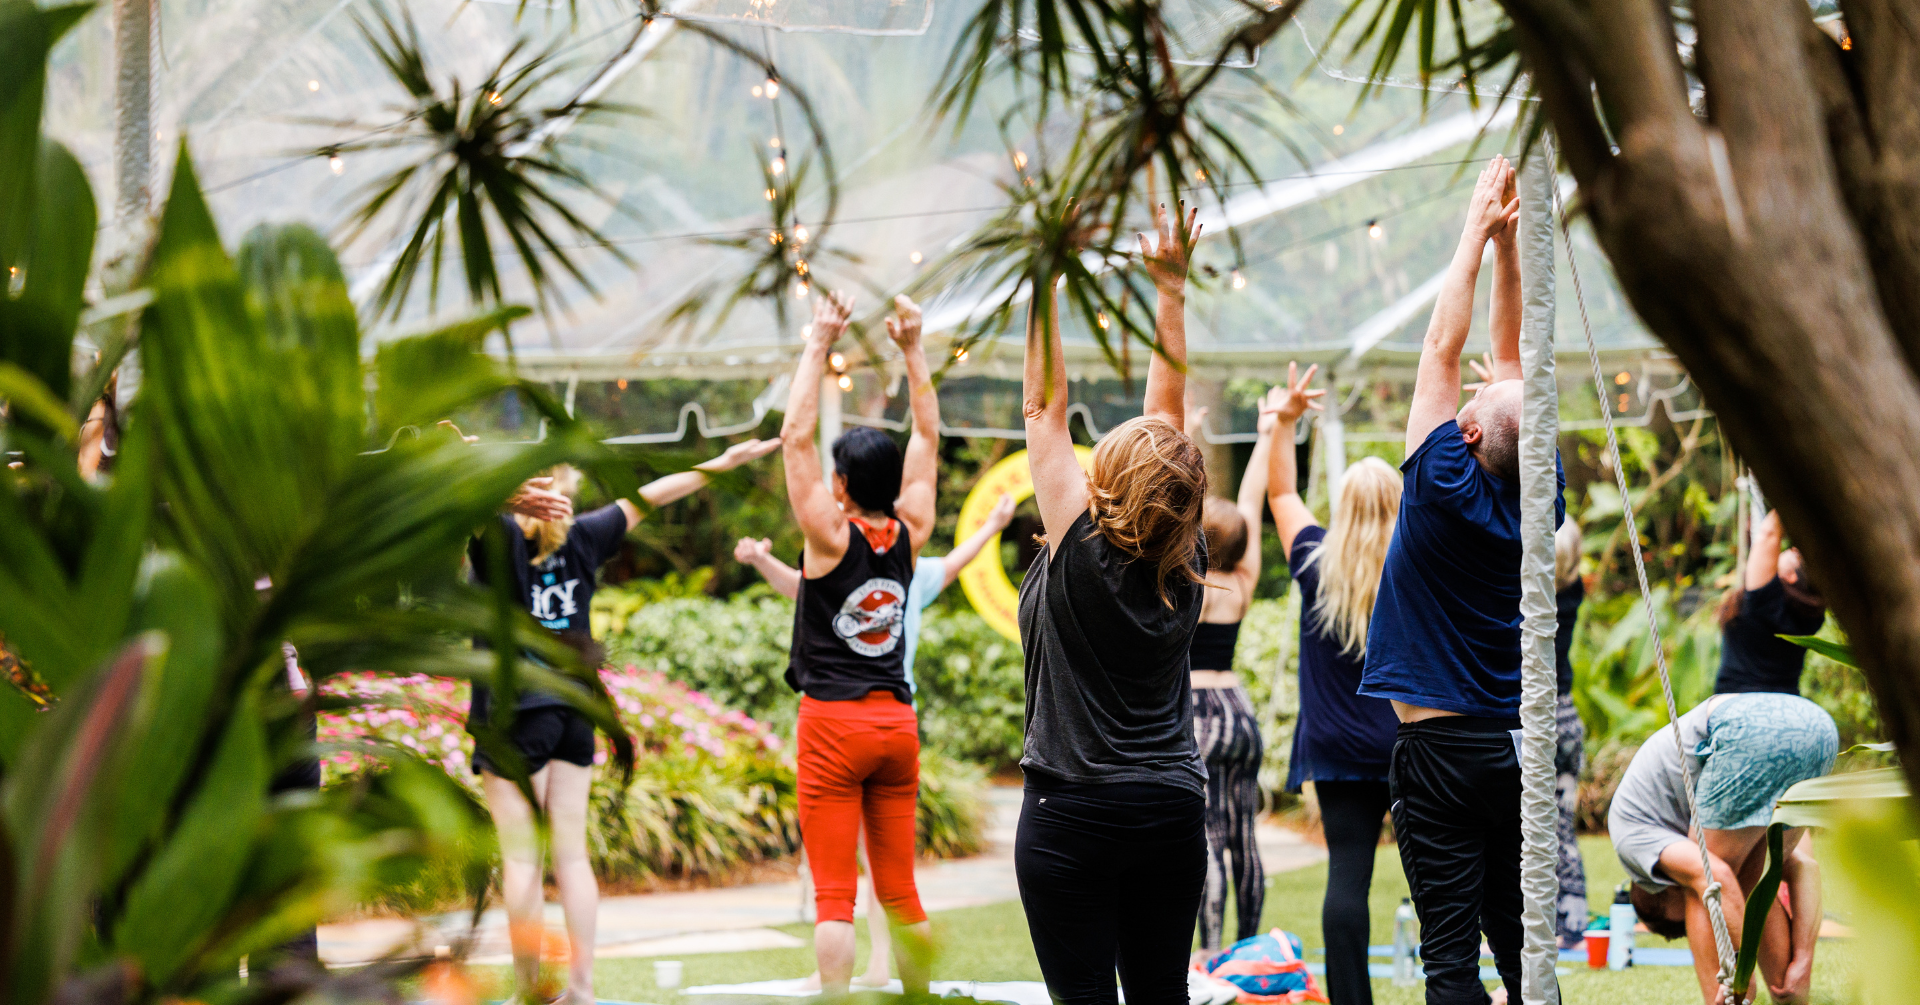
[1359,157,1566,1005]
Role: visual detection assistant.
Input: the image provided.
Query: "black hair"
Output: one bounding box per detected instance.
[831,426,903,518]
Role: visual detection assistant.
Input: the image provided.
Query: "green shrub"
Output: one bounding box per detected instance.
[918,753,989,858]
[911,610,1027,768]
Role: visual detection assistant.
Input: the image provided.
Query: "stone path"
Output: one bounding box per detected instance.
[318,785,1327,966]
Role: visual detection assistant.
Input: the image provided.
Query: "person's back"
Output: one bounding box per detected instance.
[1716,510,1826,695]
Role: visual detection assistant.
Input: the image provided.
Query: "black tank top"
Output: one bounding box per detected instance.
[1189,621,1241,671]
[785,517,915,705]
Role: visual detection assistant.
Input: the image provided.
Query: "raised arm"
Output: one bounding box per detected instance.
[1233,404,1279,586]
[1262,362,1326,558]
[1747,509,1783,590]
[734,536,801,600]
[887,295,940,554]
[781,292,857,572]
[1486,163,1523,383]
[940,493,1015,589]
[1406,156,1518,454]
[1023,280,1089,553]
[1140,202,1200,426]
[614,437,782,532]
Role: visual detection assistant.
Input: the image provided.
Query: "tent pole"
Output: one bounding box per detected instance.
[1516,145,1563,1005]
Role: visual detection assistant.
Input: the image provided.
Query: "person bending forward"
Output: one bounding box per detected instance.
[1357,157,1564,1005]
[1016,204,1210,1005]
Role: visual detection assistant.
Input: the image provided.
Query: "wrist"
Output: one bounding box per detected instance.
[1156,285,1185,301]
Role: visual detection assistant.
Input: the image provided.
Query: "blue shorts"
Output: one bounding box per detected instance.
[1694,693,1837,830]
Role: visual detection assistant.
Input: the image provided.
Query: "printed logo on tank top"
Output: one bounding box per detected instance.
[831,577,907,657]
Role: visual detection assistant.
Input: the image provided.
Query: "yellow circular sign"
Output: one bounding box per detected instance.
[957,445,1095,642]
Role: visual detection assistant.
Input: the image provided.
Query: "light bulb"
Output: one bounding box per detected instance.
[1231,270,1246,290]
[802,323,815,339]
[1367,221,1384,240]
[1194,168,1206,181]
[830,352,846,371]
[764,78,780,98]
[771,157,786,175]
[751,85,763,97]
[616,378,628,390]
[765,188,776,201]
[794,225,809,244]
[770,136,782,148]
[1096,313,1109,330]
[1332,123,1344,135]
[837,374,853,391]
[1012,150,1028,170]
[795,259,808,276]
[308,80,320,92]
[1614,371,1631,386]
[908,250,923,264]
[487,91,502,105]
[769,230,782,244]
[329,156,344,175]
[955,347,969,362]
[794,281,809,298]
[1617,392,1630,413]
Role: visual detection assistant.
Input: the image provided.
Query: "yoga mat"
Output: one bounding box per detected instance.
[681,979,1054,1004]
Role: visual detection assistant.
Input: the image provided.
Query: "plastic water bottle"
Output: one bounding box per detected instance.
[1392,898,1417,986]
[1608,884,1636,970]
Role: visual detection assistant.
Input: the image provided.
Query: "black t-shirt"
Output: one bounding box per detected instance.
[1715,577,1827,695]
[786,518,916,705]
[1016,509,1206,794]
[1285,525,1398,790]
[1555,579,1584,696]
[468,504,628,716]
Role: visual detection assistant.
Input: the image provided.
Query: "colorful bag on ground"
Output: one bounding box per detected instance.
[1201,929,1328,1005]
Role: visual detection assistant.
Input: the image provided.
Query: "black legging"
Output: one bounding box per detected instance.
[1193,686,1265,949]
[1016,776,1207,1005]
[1317,779,1393,1005]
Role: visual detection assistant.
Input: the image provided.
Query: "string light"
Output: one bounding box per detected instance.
[770,136,782,148]
[1096,312,1109,330]
[1012,150,1028,170]
[487,91,502,105]
[837,374,853,391]
[751,85,763,97]
[307,80,320,92]
[795,259,809,276]
[1618,392,1631,413]
[1367,220,1384,240]
[908,250,923,264]
[794,281,809,298]
[1332,123,1344,135]
[802,323,814,338]
[1231,270,1246,290]
[329,155,344,175]
[616,378,628,390]
[765,188,776,201]
[794,225,809,244]
[771,157,786,175]
[769,230,783,244]
[955,347,969,362]
[1614,371,1631,385]
[1193,168,1206,181]
[764,78,780,98]
[829,352,846,370]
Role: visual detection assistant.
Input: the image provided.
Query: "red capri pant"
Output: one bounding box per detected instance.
[797,693,926,926]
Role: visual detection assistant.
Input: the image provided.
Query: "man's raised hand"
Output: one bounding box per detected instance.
[1464,156,1520,246]
[884,294,923,351]
[810,289,854,346]
[1139,201,1201,293]
[1260,361,1326,426]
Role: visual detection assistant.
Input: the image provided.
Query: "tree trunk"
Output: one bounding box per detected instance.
[1504,0,1920,811]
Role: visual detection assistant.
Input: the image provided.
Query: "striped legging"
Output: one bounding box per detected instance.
[1192,685,1265,949]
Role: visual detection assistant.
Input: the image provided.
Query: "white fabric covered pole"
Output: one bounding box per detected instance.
[1515,148,1562,1005]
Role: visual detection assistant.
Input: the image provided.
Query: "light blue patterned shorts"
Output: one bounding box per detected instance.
[1694,693,1838,830]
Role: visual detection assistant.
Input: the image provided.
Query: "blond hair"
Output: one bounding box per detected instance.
[520,464,583,565]
[1087,416,1208,606]
[1303,456,1400,657]
[1554,518,1582,590]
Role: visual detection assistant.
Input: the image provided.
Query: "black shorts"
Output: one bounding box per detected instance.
[471,705,596,776]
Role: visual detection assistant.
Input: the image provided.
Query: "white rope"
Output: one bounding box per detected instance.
[1550,167,1741,1001]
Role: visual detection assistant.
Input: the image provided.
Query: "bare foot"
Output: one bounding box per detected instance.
[852,974,892,988]
[798,972,823,992]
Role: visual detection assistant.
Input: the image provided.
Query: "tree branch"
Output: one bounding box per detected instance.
[1505,13,1612,182]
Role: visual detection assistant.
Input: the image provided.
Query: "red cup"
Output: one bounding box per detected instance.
[1584,931,1609,969]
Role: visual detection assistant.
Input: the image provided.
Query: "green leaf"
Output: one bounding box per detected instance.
[235,222,363,467]
[1780,633,1856,669]
[0,360,77,440]
[1731,822,1786,998]
[372,305,530,433]
[0,0,93,272]
[112,690,269,987]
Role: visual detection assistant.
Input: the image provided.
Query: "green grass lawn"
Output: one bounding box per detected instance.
[487,836,1860,1005]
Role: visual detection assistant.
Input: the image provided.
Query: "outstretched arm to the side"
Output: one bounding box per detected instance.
[1406,156,1519,454]
[734,537,801,600]
[888,296,940,554]
[940,493,1016,589]
[781,292,857,574]
[1262,362,1326,559]
[615,438,782,532]
[1140,202,1199,427]
[1023,282,1088,554]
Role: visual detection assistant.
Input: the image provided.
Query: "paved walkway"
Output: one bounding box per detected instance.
[319,786,1326,966]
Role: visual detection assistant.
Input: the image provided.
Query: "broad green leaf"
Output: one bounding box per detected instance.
[235,222,363,475]
[0,0,93,271]
[1828,798,1920,1005]
[1731,822,1786,998]
[1780,633,1856,669]
[372,305,530,433]
[8,141,95,400]
[112,691,269,987]
[0,360,77,440]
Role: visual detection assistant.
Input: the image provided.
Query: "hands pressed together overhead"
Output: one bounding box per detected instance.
[1464,155,1520,248]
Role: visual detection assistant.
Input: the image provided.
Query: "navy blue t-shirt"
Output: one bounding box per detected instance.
[1360,420,1564,718]
[468,503,628,715]
[1285,525,1399,790]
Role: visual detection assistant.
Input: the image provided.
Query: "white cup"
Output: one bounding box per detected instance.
[655,959,684,989]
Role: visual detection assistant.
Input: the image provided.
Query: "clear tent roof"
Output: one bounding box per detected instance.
[43,0,1692,439]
